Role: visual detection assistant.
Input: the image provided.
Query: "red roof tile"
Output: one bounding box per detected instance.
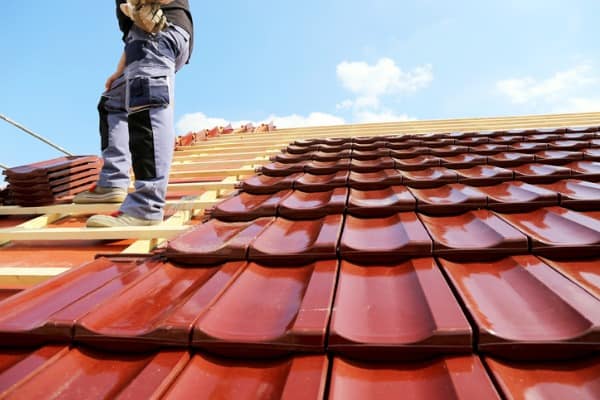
[329,258,471,359]
[340,212,432,263]
[440,255,600,359]
[486,356,600,400]
[2,121,600,396]
[329,356,501,399]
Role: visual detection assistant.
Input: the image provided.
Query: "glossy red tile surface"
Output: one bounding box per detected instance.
[286,144,318,154]
[349,157,395,173]
[347,186,416,217]
[478,181,559,212]
[440,154,487,169]
[497,207,600,257]
[548,140,589,150]
[469,143,510,155]
[584,148,600,160]
[259,161,307,177]
[401,167,458,188]
[422,138,456,148]
[567,160,600,181]
[430,145,470,156]
[389,147,431,158]
[7,167,100,189]
[490,135,524,145]
[534,150,584,165]
[458,136,489,145]
[166,218,273,264]
[0,289,20,302]
[420,210,528,259]
[488,152,536,167]
[193,261,337,355]
[248,215,343,265]
[210,190,289,221]
[539,179,600,210]
[293,171,348,192]
[410,184,486,215]
[340,213,432,263]
[567,126,598,133]
[329,258,471,359]
[239,173,302,194]
[542,257,600,299]
[486,356,600,400]
[304,159,350,175]
[273,152,313,164]
[1,347,190,400]
[0,345,65,393]
[512,163,571,183]
[510,142,548,152]
[393,155,441,171]
[456,165,514,186]
[525,133,562,142]
[351,149,390,160]
[329,356,500,400]
[3,156,100,179]
[163,354,328,400]
[311,149,352,161]
[0,257,151,346]
[320,143,352,153]
[440,255,600,359]
[353,136,381,145]
[347,169,404,190]
[75,261,245,350]
[278,188,347,219]
[387,139,423,150]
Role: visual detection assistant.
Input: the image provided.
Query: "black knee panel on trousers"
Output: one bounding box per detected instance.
[128,109,156,180]
[98,96,109,151]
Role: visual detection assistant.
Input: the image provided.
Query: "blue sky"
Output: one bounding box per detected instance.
[1,0,599,172]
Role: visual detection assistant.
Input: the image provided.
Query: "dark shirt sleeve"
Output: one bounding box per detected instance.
[116,0,133,41]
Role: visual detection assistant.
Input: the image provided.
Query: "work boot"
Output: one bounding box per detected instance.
[86,212,161,227]
[73,185,127,204]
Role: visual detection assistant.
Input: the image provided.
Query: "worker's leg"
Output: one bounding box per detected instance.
[73,75,130,204]
[97,74,131,190]
[119,25,190,221]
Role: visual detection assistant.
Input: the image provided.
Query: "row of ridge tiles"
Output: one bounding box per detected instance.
[165,207,600,264]
[1,346,598,399]
[0,255,597,360]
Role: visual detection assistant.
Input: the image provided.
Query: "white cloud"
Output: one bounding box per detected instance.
[556,97,600,113]
[177,57,428,132]
[176,112,250,134]
[496,64,598,105]
[176,111,344,134]
[265,112,345,128]
[337,58,433,97]
[355,110,416,124]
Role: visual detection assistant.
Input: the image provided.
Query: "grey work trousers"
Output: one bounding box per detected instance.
[97,24,190,220]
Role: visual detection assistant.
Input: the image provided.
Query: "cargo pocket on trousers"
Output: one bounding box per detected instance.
[127,75,170,111]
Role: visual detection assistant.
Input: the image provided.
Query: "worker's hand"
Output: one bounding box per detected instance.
[120,1,168,34]
[104,52,126,91]
[104,71,121,91]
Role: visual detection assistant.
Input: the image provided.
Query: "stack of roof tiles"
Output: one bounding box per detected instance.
[2,156,102,206]
[176,122,276,147]
[0,126,599,398]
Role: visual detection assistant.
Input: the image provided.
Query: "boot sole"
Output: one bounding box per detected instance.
[73,193,127,204]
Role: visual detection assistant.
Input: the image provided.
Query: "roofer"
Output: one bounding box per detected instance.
[74,0,193,227]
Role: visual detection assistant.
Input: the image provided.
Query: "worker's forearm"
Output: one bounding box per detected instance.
[116,52,126,75]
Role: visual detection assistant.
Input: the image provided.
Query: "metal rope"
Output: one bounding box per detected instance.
[0,113,73,156]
